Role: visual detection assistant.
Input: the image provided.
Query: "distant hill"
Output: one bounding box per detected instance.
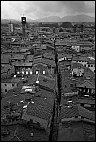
[34,14,95,23]
[35,16,61,22]
[1,14,95,23]
[1,19,20,24]
[61,15,95,22]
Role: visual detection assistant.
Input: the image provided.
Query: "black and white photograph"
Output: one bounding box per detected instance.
[1,1,95,141]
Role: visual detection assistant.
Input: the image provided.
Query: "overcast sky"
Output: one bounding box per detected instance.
[1,1,95,20]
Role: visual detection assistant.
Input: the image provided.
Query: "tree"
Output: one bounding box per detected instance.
[60,22,73,28]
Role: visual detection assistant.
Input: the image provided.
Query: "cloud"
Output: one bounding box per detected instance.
[1,1,95,19]
[60,1,95,13]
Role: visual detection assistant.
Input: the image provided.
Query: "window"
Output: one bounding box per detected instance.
[17,71,20,74]
[84,64,86,67]
[70,84,73,87]
[14,75,16,78]
[5,84,7,86]
[65,85,67,88]
[36,71,39,74]
[30,71,32,74]
[22,71,24,74]
[43,71,45,74]
[5,89,7,92]
[88,64,90,67]
[26,71,28,75]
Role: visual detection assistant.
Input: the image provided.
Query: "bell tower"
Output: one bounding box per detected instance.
[21,16,26,37]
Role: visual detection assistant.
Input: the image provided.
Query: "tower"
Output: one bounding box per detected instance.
[73,24,77,33]
[80,24,83,32]
[21,16,26,37]
[8,21,14,34]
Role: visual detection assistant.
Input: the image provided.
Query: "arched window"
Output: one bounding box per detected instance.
[43,71,45,74]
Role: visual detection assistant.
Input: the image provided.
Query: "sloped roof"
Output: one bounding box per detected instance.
[78,98,95,105]
[34,89,55,99]
[77,105,95,121]
[87,60,95,64]
[60,104,95,122]
[59,53,72,59]
[25,98,54,120]
[76,80,95,89]
[72,56,90,62]
[11,54,24,60]
[10,135,21,141]
[43,53,55,60]
[1,65,12,74]
[19,48,29,52]
[33,58,56,67]
[26,55,34,62]
[1,54,11,59]
[14,62,33,67]
[17,74,55,91]
[1,58,10,64]
[60,105,79,119]
[71,62,95,79]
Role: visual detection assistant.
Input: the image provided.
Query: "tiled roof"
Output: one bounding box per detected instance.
[14,62,33,67]
[43,53,55,60]
[58,53,72,59]
[25,55,34,62]
[87,60,95,64]
[41,44,47,49]
[76,80,95,89]
[60,104,95,122]
[19,48,29,52]
[11,54,24,60]
[10,136,21,141]
[1,77,20,83]
[33,58,56,67]
[31,97,54,109]
[1,54,11,59]
[78,99,95,105]
[1,58,10,64]
[34,89,55,99]
[72,56,90,62]
[1,65,12,74]
[18,75,55,92]
[60,105,79,119]
[5,87,22,97]
[25,98,54,120]
[1,94,23,105]
[71,62,95,79]
[77,105,95,121]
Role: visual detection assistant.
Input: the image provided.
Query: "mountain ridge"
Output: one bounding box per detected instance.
[1,14,95,23]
